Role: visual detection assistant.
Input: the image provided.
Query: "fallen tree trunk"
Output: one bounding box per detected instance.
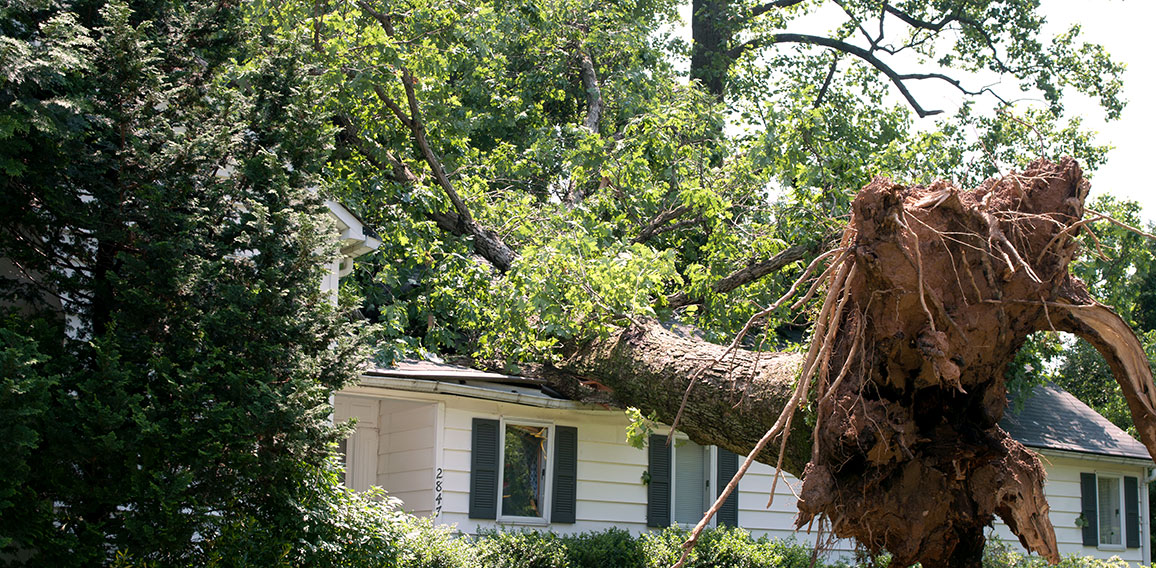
[552,157,1156,567]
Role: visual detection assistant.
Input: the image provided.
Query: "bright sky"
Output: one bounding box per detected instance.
[1040,0,1156,224]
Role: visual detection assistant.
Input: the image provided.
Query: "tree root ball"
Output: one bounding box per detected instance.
[796,158,1093,567]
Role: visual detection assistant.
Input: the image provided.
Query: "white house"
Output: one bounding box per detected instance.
[334,360,1155,566]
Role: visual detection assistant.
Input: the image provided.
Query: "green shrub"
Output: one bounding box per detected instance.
[639,526,819,568]
[561,527,645,568]
[982,537,1137,568]
[397,517,478,568]
[476,530,571,568]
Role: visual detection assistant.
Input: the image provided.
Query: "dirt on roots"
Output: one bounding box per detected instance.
[794,158,1100,567]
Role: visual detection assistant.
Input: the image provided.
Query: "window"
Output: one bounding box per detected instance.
[1097,476,1122,546]
[1079,472,1140,550]
[469,418,577,523]
[673,439,709,525]
[501,423,549,519]
[647,434,739,528]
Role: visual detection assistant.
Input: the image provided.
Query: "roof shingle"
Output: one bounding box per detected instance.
[1001,383,1151,462]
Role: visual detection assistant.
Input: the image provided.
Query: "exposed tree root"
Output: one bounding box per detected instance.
[789,158,1102,566]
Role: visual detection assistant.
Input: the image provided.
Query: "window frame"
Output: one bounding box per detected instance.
[496,417,554,525]
[1096,471,1127,551]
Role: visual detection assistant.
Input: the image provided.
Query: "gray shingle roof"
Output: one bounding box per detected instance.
[1001,383,1151,462]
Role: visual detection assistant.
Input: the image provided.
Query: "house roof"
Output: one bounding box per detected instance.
[325,199,382,261]
[1000,382,1151,463]
[362,360,574,403]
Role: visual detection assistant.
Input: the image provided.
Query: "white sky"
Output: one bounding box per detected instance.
[1040,0,1156,224]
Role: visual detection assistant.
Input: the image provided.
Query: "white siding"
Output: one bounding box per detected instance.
[341,383,1152,565]
[333,396,379,492]
[737,462,858,560]
[987,451,1150,566]
[435,395,652,534]
[378,399,438,516]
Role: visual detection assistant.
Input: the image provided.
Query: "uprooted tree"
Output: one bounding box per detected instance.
[562,157,1156,566]
[298,0,1152,565]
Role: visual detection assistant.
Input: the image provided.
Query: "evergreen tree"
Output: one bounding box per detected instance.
[0,1,365,564]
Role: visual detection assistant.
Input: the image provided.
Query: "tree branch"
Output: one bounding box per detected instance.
[882,3,1011,73]
[881,3,956,31]
[632,204,692,244]
[561,48,605,205]
[735,33,944,117]
[813,54,839,108]
[356,0,397,35]
[749,0,806,20]
[335,114,472,237]
[357,3,518,271]
[666,233,839,309]
[578,50,603,133]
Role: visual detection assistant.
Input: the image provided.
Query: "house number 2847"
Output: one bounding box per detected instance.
[434,468,444,517]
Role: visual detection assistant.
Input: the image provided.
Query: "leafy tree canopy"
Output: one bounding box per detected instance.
[301,0,1124,366]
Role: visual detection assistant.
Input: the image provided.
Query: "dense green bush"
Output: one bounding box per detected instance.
[640,526,816,568]
[396,517,477,568]
[414,526,1140,568]
[981,538,1137,568]
[561,527,646,568]
[476,531,571,568]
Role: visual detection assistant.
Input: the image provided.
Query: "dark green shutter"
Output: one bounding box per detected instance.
[647,434,671,527]
[1080,472,1098,547]
[1125,476,1140,548]
[469,418,500,519]
[551,426,578,523]
[716,448,740,527]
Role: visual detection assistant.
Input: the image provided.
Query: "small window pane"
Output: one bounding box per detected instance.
[674,440,707,525]
[503,424,547,517]
[1098,476,1122,546]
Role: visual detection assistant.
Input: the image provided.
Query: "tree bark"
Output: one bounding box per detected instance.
[690,0,731,97]
[558,321,813,475]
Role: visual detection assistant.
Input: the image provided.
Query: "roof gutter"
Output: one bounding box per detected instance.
[357,373,591,410]
[1033,446,1154,468]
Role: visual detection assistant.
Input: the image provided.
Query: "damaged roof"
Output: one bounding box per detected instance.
[1001,382,1151,463]
[362,359,570,401]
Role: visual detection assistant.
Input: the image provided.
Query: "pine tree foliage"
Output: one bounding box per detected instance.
[0,1,367,564]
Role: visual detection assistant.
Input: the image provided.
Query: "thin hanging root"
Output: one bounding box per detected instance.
[895,212,936,333]
[770,260,854,508]
[1035,217,1092,265]
[775,247,846,311]
[812,315,865,464]
[1040,208,1156,266]
[791,249,851,311]
[996,232,1042,283]
[1085,208,1156,241]
[672,252,856,568]
[672,329,821,568]
[1080,222,1111,261]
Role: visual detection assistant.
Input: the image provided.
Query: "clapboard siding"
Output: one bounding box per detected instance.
[985,452,1148,565]
[342,384,1151,565]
